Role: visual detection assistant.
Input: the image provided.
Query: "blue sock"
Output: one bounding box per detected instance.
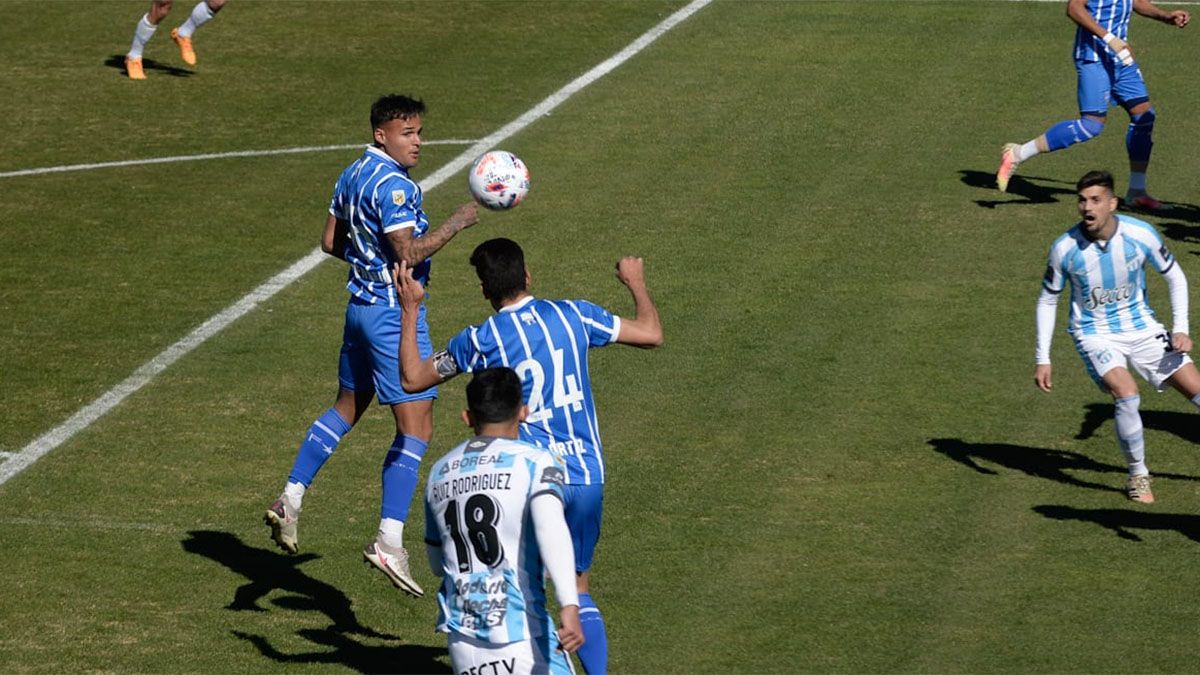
[1126,108,1156,163]
[577,592,608,675]
[1044,117,1104,151]
[381,434,427,522]
[287,408,351,486]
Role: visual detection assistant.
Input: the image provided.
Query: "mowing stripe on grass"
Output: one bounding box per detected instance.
[0,0,713,489]
[0,140,478,179]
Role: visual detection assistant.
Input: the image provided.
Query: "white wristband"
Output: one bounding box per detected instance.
[1103,32,1117,44]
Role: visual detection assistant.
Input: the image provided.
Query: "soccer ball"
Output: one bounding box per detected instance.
[468,150,530,210]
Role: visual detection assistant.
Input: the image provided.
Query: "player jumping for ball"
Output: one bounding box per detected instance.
[1034,170,1200,503]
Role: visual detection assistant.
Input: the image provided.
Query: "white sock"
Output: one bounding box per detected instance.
[283,481,306,509]
[1114,395,1147,476]
[177,1,215,38]
[128,14,157,59]
[1017,140,1040,163]
[1191,392,1200,409]
[378,517,405,549]
[1128,172,1148,193]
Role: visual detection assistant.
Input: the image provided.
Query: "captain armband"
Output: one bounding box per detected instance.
[432,350,460,380]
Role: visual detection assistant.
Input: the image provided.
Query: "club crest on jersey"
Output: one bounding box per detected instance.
[392,190,407,206]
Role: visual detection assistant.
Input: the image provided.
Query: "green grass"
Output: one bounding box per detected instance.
[3,0,1200,672]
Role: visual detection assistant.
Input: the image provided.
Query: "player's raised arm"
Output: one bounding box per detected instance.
[1133,0,1190,27]
[387,202,478,267]
[395,262,460,392]
[320,214,349,261]
[613,256,663,348]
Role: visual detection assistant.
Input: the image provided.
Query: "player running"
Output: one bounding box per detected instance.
[395,238,662,675]
[263,95,478,599]
[425,367,583,675]
[124,0,228,80]
[996,0,1189,209]
[1034,170,1200,502]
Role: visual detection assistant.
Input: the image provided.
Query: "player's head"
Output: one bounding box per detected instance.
[371,94,425,168]
[470,238,530,308]
[463,367,527,434]
[1076,170,1118,237]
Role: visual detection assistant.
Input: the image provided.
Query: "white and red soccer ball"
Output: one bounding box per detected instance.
[468,150,530,210]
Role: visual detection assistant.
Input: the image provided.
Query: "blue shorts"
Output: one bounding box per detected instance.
[1076,58,1150,116]
[338,298,437,405]
[562,483,604,573]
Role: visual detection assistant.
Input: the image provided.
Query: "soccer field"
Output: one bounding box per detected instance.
[3,1,1200,672]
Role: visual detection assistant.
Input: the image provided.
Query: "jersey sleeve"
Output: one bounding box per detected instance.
[1147,233,1176,274]
[424,496,440,547]
[444,325,482,374]
[329,175,348,219]
[378,177,421,234]
[529,452,567,502]
[570,299,620,348]
[1042,242,1066,294]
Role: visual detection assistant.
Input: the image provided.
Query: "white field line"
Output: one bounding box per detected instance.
[0,0,713,490]
[0,515,205,534]
[0,140,478,179]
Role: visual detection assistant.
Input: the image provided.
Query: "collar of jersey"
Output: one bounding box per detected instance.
[498,295,536,313]
[365,144,403,169]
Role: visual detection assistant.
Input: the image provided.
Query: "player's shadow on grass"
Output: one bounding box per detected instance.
[1076,403,1200,445]
[1034,504,1200,544]
[232,628,448,674]
[180,530,394,639]
[959,169,1074,208]
[929,438,1123,494]
[104,54,192,78]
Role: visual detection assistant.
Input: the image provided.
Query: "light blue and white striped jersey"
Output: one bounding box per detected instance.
[328,145,431,307]
[1074,0,1133,62]
[425,435,568,644]
[1042,215,1175,337]
[444,296,621,486]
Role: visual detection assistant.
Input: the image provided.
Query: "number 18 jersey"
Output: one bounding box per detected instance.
[444,296,621,486]
[425,435,568,644]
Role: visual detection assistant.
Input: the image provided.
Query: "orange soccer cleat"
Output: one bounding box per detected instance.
[171,28,196,66]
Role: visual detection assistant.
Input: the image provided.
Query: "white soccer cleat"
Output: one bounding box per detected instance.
[1125,474,1154,504]
[363,539,425,597]
[264,495,300,554]
[996,143,1021,192]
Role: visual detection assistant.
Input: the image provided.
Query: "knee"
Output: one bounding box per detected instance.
[207,0,227,11]
[1080,116,1105,137]
[1130,107,1156,128]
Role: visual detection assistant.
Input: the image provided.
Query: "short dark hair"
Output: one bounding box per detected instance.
[1076,170,1115,194]
[370,94,426,130]
[469,238,527,302]
[466,368,524,425]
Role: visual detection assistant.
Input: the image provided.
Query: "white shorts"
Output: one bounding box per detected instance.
[447,631,574,675]
[1073,328,1192,391]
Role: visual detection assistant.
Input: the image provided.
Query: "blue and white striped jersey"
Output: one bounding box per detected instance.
[329,145,431,307]
[444,297,621,485]
[1074,0,1133,62]
[425,436,568,644]
[1042,215,1175,337]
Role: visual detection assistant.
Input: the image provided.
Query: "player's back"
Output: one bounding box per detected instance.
[446,296,620,485]
[425,435,566,643]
